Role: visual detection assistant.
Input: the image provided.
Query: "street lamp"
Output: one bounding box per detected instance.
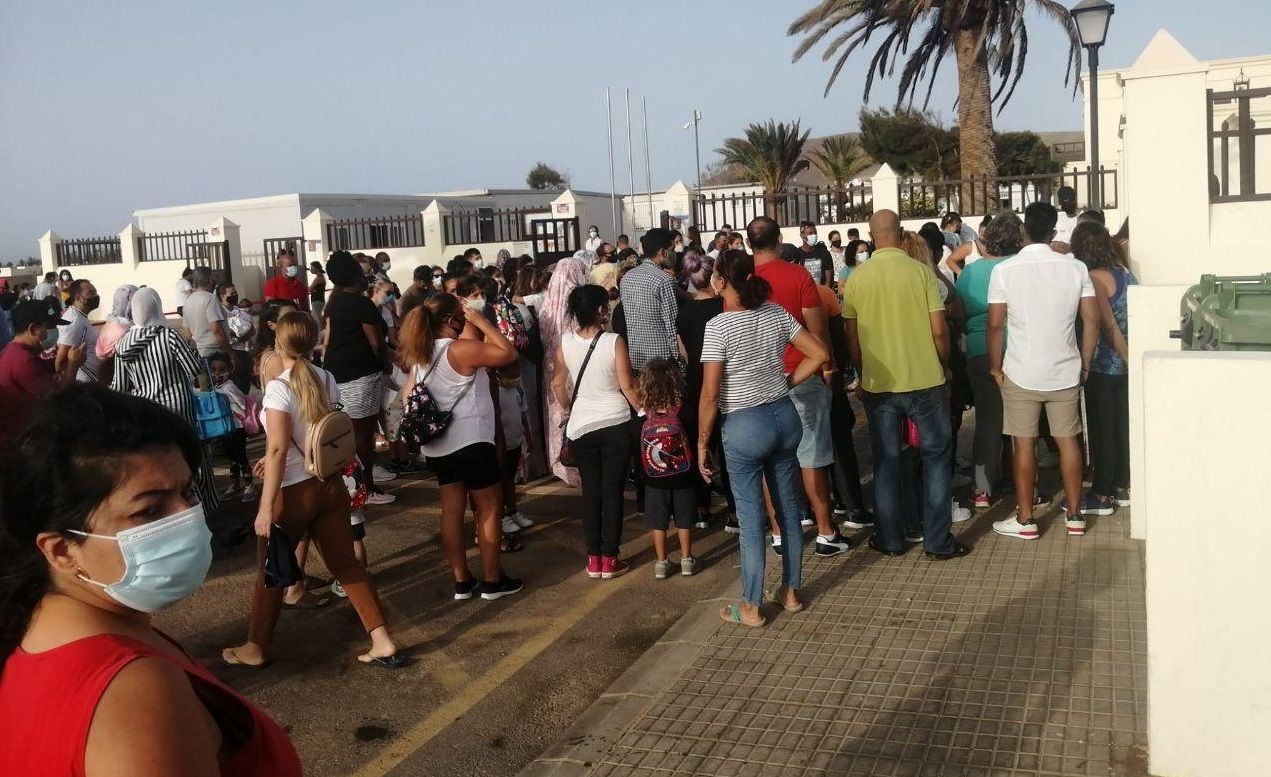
[1071,0,1115,209]
[683,109,703,189]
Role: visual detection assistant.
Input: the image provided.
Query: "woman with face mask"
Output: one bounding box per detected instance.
[584,225,603,253]
[0,384,303,775]
[549,284,640,579]
[218,283,255,393]
[399,293,523,600]
[836,239,872,287]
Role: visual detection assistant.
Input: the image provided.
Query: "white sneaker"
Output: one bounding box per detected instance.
[993,515,1040,540]
[371,465,399,482]
[501,516,522,535]
[511,512,534,529]
[240,483,259,503]
[951,500,972,523]
[800,517,814,527]
[1065,515,1087,536]
[220,483,242,500]
[365,491,397,506]
[330,579,348,598]
[680,556,697,576]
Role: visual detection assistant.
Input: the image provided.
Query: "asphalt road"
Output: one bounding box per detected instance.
[158,470,741,777]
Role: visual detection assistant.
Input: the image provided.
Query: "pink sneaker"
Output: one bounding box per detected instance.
[600,556,629,579]
[586,555,602,579]
[973,491,991,509]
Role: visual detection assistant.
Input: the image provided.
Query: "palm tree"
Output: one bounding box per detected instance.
[788,0,1081,209]
[808,135,868,220]
[716,120,812,220]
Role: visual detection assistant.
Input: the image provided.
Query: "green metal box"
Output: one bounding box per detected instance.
[1179,274,1271,351]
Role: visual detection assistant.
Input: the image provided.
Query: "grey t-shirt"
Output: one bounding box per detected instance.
[182,289,227,357]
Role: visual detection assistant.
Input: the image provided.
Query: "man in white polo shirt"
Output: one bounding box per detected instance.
[986,202,1098,540]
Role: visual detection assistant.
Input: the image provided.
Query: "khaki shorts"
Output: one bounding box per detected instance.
[1001,376,1082,438]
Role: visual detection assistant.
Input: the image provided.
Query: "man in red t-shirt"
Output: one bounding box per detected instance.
[0,300,81,450]
[749,216,852,557]
[262,249,310,311]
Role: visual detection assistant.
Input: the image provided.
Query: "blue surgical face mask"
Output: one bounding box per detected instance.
[805,234,820,246]
[70,503,212,613]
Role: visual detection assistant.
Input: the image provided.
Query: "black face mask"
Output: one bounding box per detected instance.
[226,295,239,307]
[83,295,100,312]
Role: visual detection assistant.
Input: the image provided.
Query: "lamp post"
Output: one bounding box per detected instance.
[683,110,703,189]
[1071,0,1115,209]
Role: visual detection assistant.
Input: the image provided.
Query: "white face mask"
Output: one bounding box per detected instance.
[857,251,870,263]
[380,261,391,272]
[805,234,820,246]
[69,503,212,613]
[464,297,485,311]
[284,265,299,278]
[589,230,598,238]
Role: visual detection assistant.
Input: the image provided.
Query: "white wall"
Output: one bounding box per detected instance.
[67,258,191,319]
[1142,351,1271,777]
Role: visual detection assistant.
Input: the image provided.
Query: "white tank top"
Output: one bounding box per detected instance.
[413,339,495,458]
[561,331,630,440]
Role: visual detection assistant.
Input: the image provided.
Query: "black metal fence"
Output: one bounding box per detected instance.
[442,207,548,245]
[139,229,213,262]
[1208,86,1271,203]
[693,185,873,232]
[326,214,425,251]
[898,167,1119,219]
[56,236,122,266]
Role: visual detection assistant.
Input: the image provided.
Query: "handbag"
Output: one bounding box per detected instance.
[264,523,301,589]
[558,334,602,467]
[399,343,474,451]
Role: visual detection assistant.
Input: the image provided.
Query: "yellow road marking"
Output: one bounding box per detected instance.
[349,570,640,777]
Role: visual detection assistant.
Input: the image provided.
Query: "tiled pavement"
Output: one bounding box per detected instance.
[534,504,1149,777]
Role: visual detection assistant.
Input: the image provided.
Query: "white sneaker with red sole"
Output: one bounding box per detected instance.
[993,515,1040,540]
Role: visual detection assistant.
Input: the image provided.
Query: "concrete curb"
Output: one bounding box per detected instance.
[517,572,741,777]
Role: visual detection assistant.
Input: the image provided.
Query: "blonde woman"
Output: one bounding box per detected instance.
[222,311,401,669]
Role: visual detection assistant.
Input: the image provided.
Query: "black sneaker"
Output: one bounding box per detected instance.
[925,541,973,561]
[866,535,906,557]
[478,575,524,601]
[841,509,875,530]
[724,516,741,535]
[454,579,478,601]
[814,533,853,557]
[832,503,849,517]
[390,460,424,475]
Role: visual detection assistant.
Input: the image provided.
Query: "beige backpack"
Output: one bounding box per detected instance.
[303,409,355,481]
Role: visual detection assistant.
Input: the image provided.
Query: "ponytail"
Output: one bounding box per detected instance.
[400,292,463,368]
[273,312,328,424]
[716,248,771,310]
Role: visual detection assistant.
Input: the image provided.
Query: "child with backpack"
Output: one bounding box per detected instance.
[208,351,260,502]
[331,456,371,598]
[636,359,697,579]
[497,363,534,533]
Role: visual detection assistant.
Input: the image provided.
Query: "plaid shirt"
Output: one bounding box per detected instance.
[618,260,679,372]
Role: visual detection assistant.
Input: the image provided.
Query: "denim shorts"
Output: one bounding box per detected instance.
[787,378,833,468]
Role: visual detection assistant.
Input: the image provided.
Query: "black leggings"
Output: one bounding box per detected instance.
[829,371,866,511]
[222,429,250,481]
[1085,371,1129,495]
[573,421,632,557]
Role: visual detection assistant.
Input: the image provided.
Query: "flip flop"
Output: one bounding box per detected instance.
[358,653,408,669]
[282,592,331,610]
[221,647,269,669]
[719,603,766,628]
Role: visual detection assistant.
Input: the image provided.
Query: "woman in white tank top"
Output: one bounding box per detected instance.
[399,293,524,602]
[550,284,640,580]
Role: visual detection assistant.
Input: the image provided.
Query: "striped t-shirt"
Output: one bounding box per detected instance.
[700,302,803,414]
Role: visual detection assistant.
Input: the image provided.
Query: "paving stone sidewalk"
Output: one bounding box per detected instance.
[524,504,1148,777]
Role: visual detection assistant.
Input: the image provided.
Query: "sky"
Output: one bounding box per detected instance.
[2,0,1268,260]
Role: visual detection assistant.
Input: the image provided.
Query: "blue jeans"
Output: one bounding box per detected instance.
[721,397,805,605]
[863,385,955,554]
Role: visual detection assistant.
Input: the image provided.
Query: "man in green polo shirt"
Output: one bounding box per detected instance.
[842,209,969,561]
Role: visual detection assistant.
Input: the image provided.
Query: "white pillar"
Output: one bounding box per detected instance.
[118,224,143,270]
[38,230,62,270]
[421,200,448,266]
[870,164,900,216]
[206,216,242,290]
[301,208,332,270]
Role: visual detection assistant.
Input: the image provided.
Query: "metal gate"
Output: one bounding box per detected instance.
[262,236,304,278]
[186,240,232,288]
[531,218,579,266]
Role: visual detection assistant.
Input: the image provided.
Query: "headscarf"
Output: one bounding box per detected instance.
[108,284,139,325]
[572,249,598,271]
[588,261,618,293]
[496,249,512,272]
[130,287,167,328]
[540,256,587,346]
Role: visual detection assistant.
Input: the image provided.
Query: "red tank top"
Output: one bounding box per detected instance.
[0,633,303,777]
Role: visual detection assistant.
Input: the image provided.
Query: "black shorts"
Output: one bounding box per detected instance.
[427,442,501,490]
[504,446,522,477]
[642,486,697,531]
[351,522,366,542]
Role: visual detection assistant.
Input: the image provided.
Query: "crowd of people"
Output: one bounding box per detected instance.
[0,193,1135,771]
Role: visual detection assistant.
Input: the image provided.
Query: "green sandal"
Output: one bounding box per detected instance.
[720,603,766,628]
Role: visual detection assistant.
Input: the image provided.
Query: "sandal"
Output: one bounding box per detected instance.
[282,592,331,610]
[358,653,408,669]
[766,586,805,613]
[719,603,766,628]
[221,647,269,669]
